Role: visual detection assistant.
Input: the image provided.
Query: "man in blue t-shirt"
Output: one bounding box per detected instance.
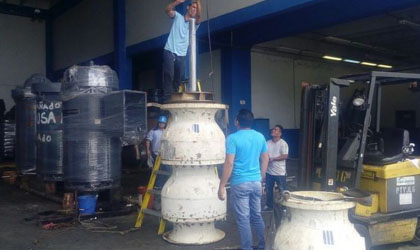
[218,109,269,250]
[163,0,201,102]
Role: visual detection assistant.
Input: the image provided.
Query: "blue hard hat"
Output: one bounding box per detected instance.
[158,115,167,124]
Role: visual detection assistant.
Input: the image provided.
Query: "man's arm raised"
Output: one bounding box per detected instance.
[195,0,202,24]
[165,0,185,18]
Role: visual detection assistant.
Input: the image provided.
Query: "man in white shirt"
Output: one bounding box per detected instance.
[145,115,168,190]
[264,125,289,211]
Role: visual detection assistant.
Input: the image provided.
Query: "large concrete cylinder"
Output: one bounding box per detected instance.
[12,74,47,175]
[32,81,63,181]
[160,103,227,245]
[274,191,366,250]
[61,65,120,191]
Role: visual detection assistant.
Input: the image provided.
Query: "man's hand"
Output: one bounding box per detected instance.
[166,0,184,17]
[218,154,234,201]
[260,152,269,179]
[146,150,151,159]
[218,185,226,201]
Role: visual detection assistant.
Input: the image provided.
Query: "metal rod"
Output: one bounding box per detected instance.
[189,18,197,92]
[354,74,377,188]
[376,85,382,133]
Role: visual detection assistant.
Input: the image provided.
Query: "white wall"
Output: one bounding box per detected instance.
[126,0,263,46]
[0,14,45,111]
[251,51,367,129]
[51,0,263,74]
[53,0,114,70]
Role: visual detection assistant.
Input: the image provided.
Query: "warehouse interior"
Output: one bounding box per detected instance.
[1,0,420,249]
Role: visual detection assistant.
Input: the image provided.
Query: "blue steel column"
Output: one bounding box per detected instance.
[221,47,252,133]
[114,0,132,90]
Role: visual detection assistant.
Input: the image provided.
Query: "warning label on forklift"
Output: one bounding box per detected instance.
[388,176,419,212]
[399,193,412,205]
[396,176,415,186]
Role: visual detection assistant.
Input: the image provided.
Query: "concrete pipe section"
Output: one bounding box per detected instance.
[160,102,227,245]
[274,191,366,250]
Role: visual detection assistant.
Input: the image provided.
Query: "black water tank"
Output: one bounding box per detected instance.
[0,100,15,162]
[1,106,16,162]
[61,65,120,191]
[12,74,47,174]
[32,81,63,181]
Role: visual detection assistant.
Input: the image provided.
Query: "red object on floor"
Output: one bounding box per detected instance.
[137,186,154,209]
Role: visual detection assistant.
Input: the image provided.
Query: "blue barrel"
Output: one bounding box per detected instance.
[78,195,97,215]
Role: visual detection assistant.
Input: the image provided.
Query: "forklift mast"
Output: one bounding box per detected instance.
[298,78,352,191]
[298,71,420,191]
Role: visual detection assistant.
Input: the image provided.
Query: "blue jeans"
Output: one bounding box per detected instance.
[265,173,286,209]
[231,181,265,250]
[162,49,186,101]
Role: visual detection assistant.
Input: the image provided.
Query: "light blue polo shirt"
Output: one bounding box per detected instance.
[164,11,198,56]
[226,129,268,186]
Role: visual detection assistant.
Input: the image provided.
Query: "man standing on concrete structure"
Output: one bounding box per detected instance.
[264,124,289,211]
[218,109,269,250]
[163,0,201,102]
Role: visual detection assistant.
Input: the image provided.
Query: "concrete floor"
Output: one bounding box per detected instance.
[0,181,268,250]
[0,180,418,250]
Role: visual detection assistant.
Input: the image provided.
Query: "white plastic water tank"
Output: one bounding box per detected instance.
[160,102,227,245]
[274,191,366,250]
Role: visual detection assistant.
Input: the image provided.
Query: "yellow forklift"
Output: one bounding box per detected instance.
[298,71,420,247]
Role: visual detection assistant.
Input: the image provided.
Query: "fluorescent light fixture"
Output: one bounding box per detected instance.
[378,64,393,69]
[323,55,342,61]
[344,59,360,64]
[361,62,377,66]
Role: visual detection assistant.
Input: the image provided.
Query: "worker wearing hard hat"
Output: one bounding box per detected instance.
[145,115,168,189]
[162,0,201,102]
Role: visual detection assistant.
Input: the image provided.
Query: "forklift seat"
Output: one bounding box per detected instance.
[364,128,410,166]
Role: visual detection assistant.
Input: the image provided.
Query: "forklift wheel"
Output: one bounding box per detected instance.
[412,219,420,246]
[354,223,371,250]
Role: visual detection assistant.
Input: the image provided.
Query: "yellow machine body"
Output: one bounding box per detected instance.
[359,159,420,213]
[355,158,420,245]
[369,218,418,246]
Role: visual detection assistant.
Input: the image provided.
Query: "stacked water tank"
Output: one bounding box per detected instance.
[10,66,146,199]
[12,74,43,174]
[61,65,146,191]
[0,119,16,162]
[32,80,63,181]
[0,100,15,162]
